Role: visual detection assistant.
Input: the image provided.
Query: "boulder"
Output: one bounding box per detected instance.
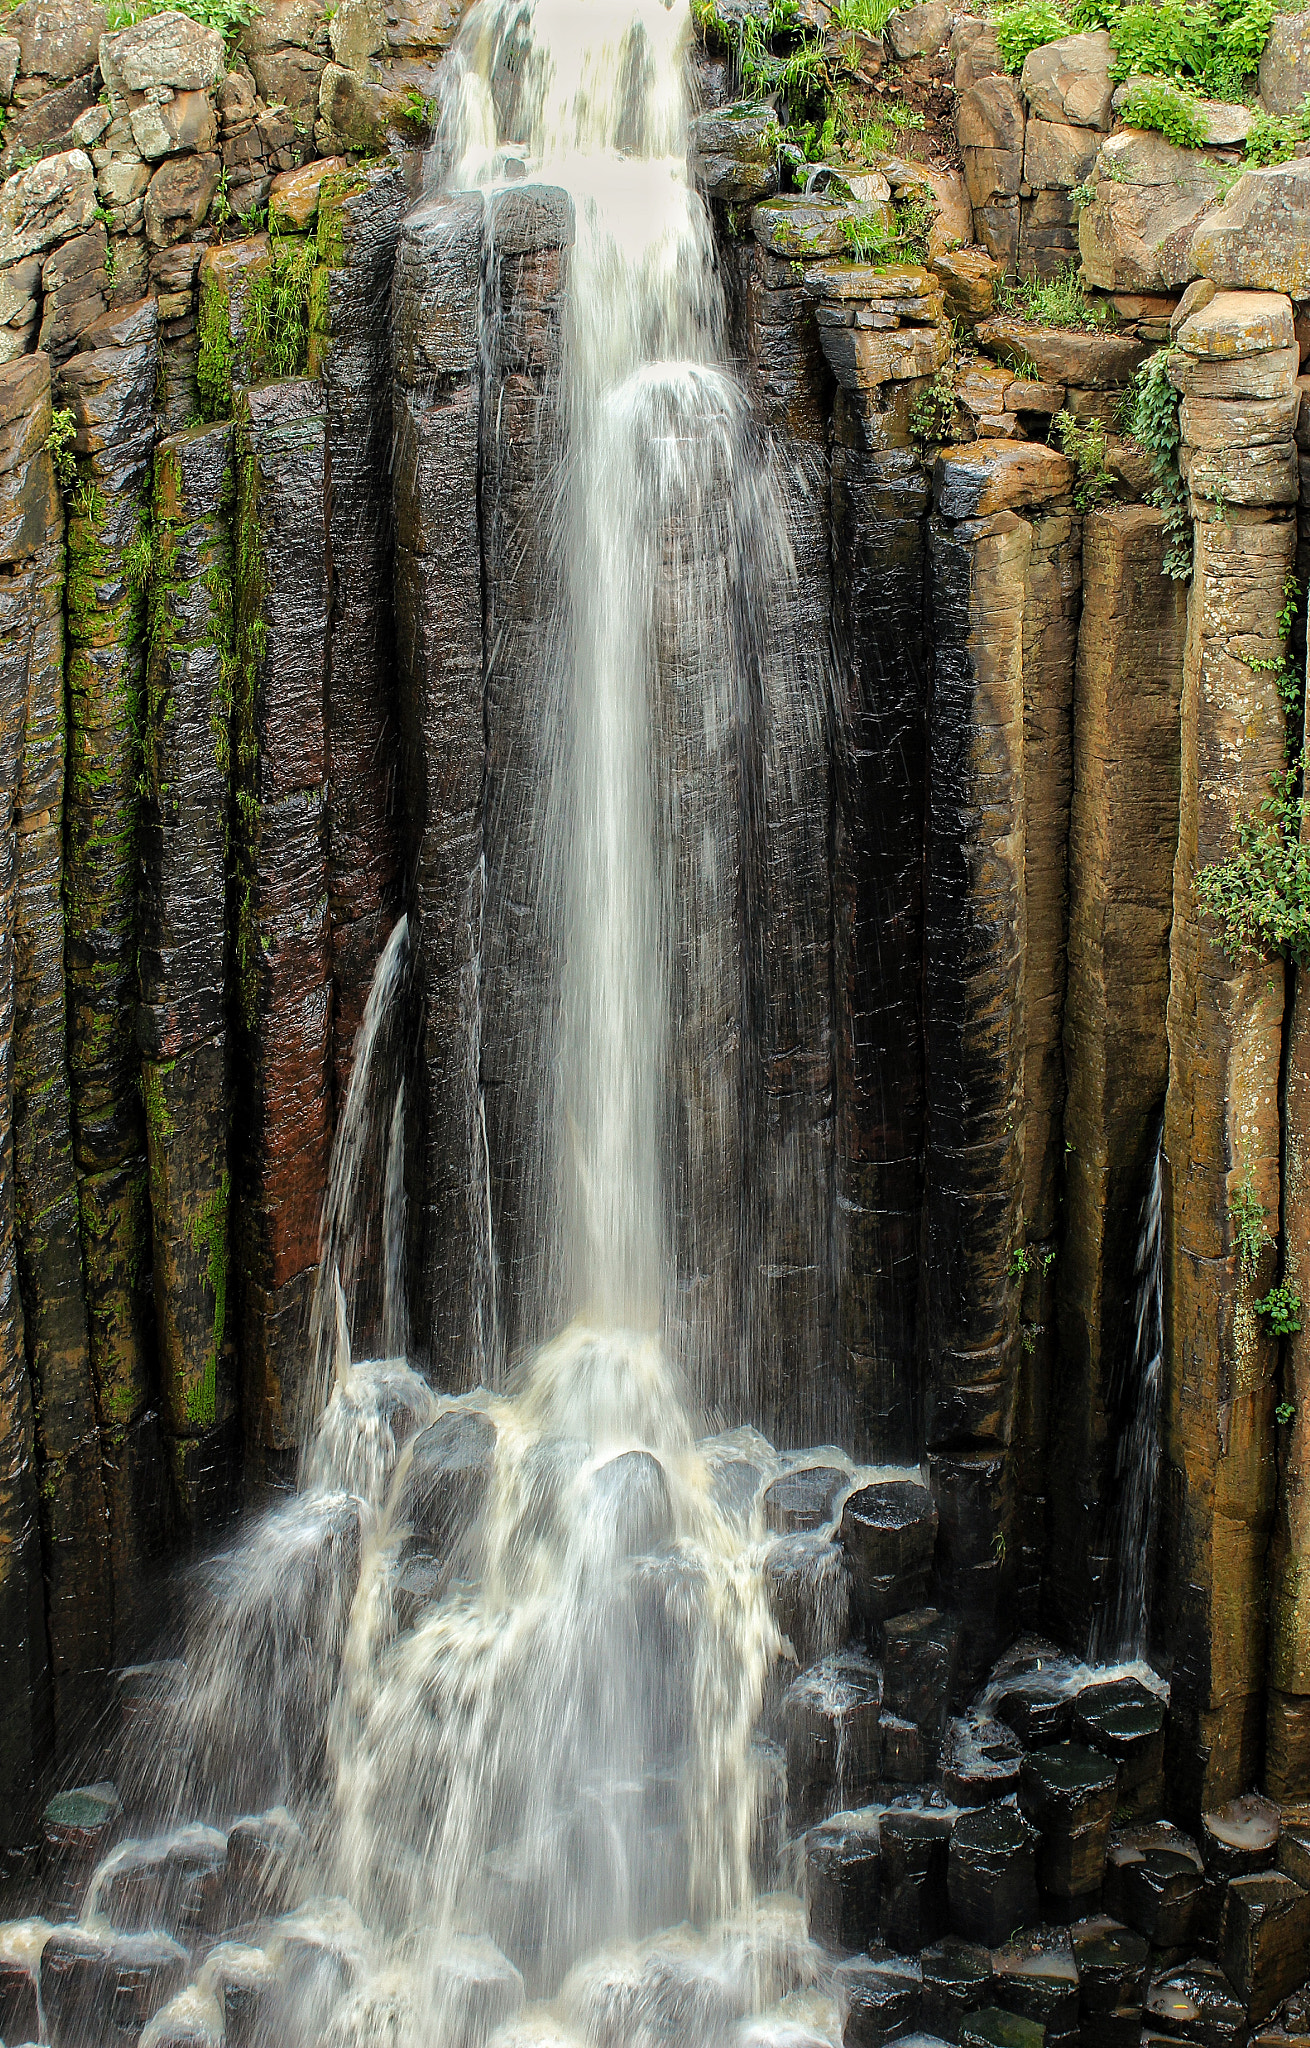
[835,1953,922,2048]
[921,1937,993,2040]
[328,0,385,67]
[580,1449,673,1557]
[992,1927,1078,2038]
[764,1531,851,1665]
[948,1803,1040,1946]
[1221,1872,1310,2023]
[1174,285,1294,357]
[1167,339,1299,399]
[7,0,104,82]
[1189,159,1310,295]
[401,1408,496,1552]
[1018,1741,1119,1897]
[1078,129,1218,291]
[931,244,998,320]
[1145,1962,1246,2048]
[1179,390,1301,448]
[1258,8,1310,114]
[239,0,327,56]
[940,1711,1024,1804]
[0,147,95,266]
[750,193,883,258]
[99,9,225,105]
[952,18,1004,92]
[882,1606,959,1741]
[250,45,326,127]
[268,154,351,232]
[956,73,1025,209]
[690,107,778,204]
[932,439,1073,517]
[1021,31,1115,128]
[385,0,463,61]
[806,1812,881,1953]
[784,1651,882,1829]
[1023,116,1099,191]
[0,35,18,99]
[1200,1792,1281,1878]
[975,314,1146,387]
[1072,1676,1165,1818]
[839,1475,937,1622]
[145,150,220,248]
[317,60,413,151]
[1103,1820,1205,1948]
[1112,78,1253,145]
[130,87,218,162]
[881,1810,954,1949]
[887,0,951,60]
[1070,1917,1150,2017]
[764,1462,848,1534]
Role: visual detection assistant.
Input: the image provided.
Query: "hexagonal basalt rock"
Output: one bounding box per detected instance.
[689,106,778,204]
[1189,159,1310,296]
[839,1476,937,1623]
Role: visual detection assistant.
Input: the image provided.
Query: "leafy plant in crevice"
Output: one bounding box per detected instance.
[1257,1281,1303,1336]
[1125,348,1191,579]
[840,182,935,264]
[1196,767,1310,968]
[245,223,316,380]
[1053,408,1117,510]
[103,0,260,49]
[1277,1399,1298,1425]
[1229,1171,1273,1282]
[45,406,78,491]
[910,365,957,444]
[994,262,1108,331]
[1118,77,1208,148]
[1244,93,1310,164]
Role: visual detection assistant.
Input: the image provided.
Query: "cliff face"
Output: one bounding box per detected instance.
[0,0,1309,1881]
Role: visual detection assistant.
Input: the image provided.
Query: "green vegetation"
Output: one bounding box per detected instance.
[402,87,440,131]
[991,0,1281,101]
[1196,766,1310,967]
[995,0,1071,70]
[839,183,934,263]
[910,366,958,443]
[995,261,1107,330]
[1053,410,1117,511]
[1125,348,1191,579]
[1244,93,1310,163]
[831,0,898,31]
[45,407,78,491]
[1229,1171,1272,1281]
[1117,78,1208,147]
[187,1170,230,1428]
[1257,1283,1303,1336]
[197,270,234,420]
[1277,1400,1298,1425]
[246,225,316,378]
[103,0,260,48]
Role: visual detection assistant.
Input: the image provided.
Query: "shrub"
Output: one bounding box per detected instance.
[832,0,897,33]
[1244,94,1310,164]
[1118,78,1207,148]
[45,407,77,491]
[1081,0,1278,101]
[1229,1172,1272,1282]
[995,262,1106,331]
[994,0,1071,70]
[910,367,957,444]
[104,0,260,46]
[1196,767,1310,968]
[1256,1283,1303,1337]
[1053,410,1117,510]
[1125,349,1191,578]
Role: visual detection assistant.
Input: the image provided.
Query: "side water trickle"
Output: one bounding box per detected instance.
[1089,1132,1165,1665]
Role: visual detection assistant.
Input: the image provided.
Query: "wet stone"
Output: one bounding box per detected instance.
[1069,1915,1149,2015]
[947,1802,1040,1947]
[882,1609,959,1752]
[1145,1962,1246,2048]
[992,1928,1077,2041]
[394,1550,445,1631]
[1220,1871,1310,2023]
[0,1925,44,2043]
[806,1811,881,1953]
[881,1712,927,1783]
[1018,1745,1118,1899]
[116,1663,187,1816]
[836,1951,922,2048]
[764,1463,848,1535]
[994,1671,1071,1750]
[785,1652,883,1829]
[98,1825,228,1938]
[765,1532,852,1666]
[42,1925,188,2048]
[582,1450,674,1558]
[960,2010,1045,2048]
[1201,1792,1281,1879]
[941,1714,1023,1806]
[1102,1822,1205,1948]
[840,1478,937,1625]
[921,1936,993,2039]
[1071,1679,1165,1820]
[402,1409,497,1555]
[880,1810,954,1950]
[750,1739,786,1885]
[41,1781,123,1919]
[223,1808,302,1924]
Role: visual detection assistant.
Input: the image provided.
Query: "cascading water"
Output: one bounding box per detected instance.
[1088,1132,1165,1665]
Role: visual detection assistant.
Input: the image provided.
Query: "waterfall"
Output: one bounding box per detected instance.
[1088,1133,1165,1665]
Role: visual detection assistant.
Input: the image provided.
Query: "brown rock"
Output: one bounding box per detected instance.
[931,245,998,321]
[952,17,1004,92]
[1002,377,1064,412]
[1168,341,1300,400]
[238,0,327,55]
[8,0,104,81]
[1188,161,1310,297]
[1175,288,1295,359]
[957,72,1025,210]
[1023,116,1099,191]
[1020,30,1114,128]
[1259,8,1310,114]
[144,150,219,249]
[0,147,95,266]
[933,440,1074,517]
[1079,130,1219,292]
[268,153,350,232]
[1221,1872,1310,2021]
[976,314,1147,387]
[249,44,325,134]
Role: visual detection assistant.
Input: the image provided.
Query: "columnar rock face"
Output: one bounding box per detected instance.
[5,353,110,1764]
[140,420,236,1531]
[923,447,1034,1675]
[1051,505,1187,1644]
[478,186,570,1368]
[58,295,167,1651]
[311,161,405,1091]
[232,379,331,1476]
[391,192,486,1384]
[0,352,51,1853]
[1162,295,1298,1809]
[1275,974,1310,1796]
[830,444,930,1457]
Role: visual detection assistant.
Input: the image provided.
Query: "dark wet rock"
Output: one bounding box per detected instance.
[764,1532,851,1666]
[835,1951,922,2048]
[402,1409,497,1553]
[750,1739,786,1886]
[960,2009,1045,2048]
[947,1801,1040,1946]
[1102,1821,1205,1949]
[993,1927,1077,2040]
[1018,1743,1118,1900]
[807,1811,881,1954]
[994,1667,1073,1750]
[1069,1914,1149,2017]
[224,1808,303,1923]
[881,1712,927,1783]
[582,1450,673,1558]
[115,1661,187,1817]
[1072,1679,1164,1820]
[765,1463,848,1535]
[710,1456,767,1521]
[941,1713,1023,1806]
[0,1929,44,2040]
[921,1936,993,2040]
[1200,1792,1281,1879]
[313,161,407,1090]
[41,1781,122,1920]
[1220,1871,1310,2023]
[1278,1819,1310,1888]
[784,1651,882,1830]
[99,1824,228,1938]
[394,1550,445,1632]
[690,106,778,204]
[840,1477,936,1624]
[881,1810,953,1950]
[882,1609,958,1752]
[42,1924,188,2048]
[1145,1961,1246,2048]
[210,1938,277,2046]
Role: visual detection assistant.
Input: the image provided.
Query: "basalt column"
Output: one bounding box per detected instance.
[0,355,53,1852]
[58,298,167,1652]
[829,439,930,1459]
[922,441,1071,1680]
[726,221,834,1440]
[311,162,407,1090]
[392,194,487,1383]
[7,352,110,1764]
[1162,292,1299,1808]
[139,422,237,1532]
[1050,503,1186,1646]
[233,380,331,1478]
[1013,490,1081,1621]
[479,187,570,1366]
